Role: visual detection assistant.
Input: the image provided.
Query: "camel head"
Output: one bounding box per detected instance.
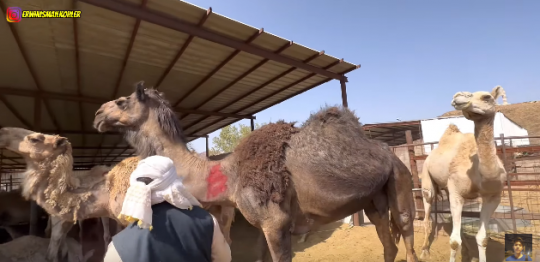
[451,86,503,120]
[0,127,71,161]
[94,81,169,132]
[93,81,188,156]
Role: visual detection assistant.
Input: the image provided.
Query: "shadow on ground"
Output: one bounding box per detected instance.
[229,211,342,262]
[415,218,506,262]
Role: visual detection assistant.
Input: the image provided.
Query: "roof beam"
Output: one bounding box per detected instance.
[173,28,264,107]
[183,49,327,133]
[72,0,86,147]
[179,41,294,121]
[186,61,352,136]
[186,65,359,137]
[0,2,61,132]
[40,129,206,138]
[93,0,149,164]
[155,7,212,89]
[0,87,254,119]
[78,0,345,80]
[0,96,32,128]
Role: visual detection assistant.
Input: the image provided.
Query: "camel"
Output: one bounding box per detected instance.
[92,81,419,262]
[419,86,507,262]
[0,127,120,262]
[0,188,118,262]
[0,128,235,262]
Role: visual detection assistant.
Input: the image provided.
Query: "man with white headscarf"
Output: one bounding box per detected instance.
[103,155,232,262]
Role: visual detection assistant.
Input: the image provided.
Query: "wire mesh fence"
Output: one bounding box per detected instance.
[391,134,540,251]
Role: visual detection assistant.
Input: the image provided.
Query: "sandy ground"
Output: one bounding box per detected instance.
[229,212,536,262]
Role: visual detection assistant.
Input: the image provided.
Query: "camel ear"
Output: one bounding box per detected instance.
[491,86,503,100]
[135,81,146,102]
[55,137,68,148]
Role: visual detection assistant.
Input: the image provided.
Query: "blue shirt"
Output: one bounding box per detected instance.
[506,254,532,261]
[112,202,214,262]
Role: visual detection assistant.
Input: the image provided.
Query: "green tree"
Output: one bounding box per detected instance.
[209,122,264,155]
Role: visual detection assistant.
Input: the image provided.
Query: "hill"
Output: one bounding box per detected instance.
[440,101,540,143]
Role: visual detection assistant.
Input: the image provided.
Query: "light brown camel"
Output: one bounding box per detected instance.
[0,127,119,262]
[92,81,419,262]
[0,128,235,261]
[419,86,507,262]
[0,187,117,262]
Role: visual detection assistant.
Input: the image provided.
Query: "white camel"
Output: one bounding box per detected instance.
[420,86,507,262]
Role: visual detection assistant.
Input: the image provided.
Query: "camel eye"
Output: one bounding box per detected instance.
[29,138,41,143]
[481,95,491,101]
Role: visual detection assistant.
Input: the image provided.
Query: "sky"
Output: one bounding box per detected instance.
[186,0,540,153]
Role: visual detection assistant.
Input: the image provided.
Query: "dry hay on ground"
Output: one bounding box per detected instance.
[228,211,517,262]
[441,101,540,143]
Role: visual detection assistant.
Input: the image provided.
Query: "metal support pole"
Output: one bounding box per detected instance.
[501,133,517,233]
[205,135,209,158]
[250,118,255,131]
[339,77,348,108]
[29,97,41,235]
[0,149,3,191]
[406,130,424,219]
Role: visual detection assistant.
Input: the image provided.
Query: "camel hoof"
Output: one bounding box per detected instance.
[419,250,430,260]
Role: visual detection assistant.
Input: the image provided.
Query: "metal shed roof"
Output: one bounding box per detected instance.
[0,0,359,171]
[362,120,422,146]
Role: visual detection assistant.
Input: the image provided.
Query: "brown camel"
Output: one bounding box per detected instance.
[420,86,507,262]
[93,81,419,262]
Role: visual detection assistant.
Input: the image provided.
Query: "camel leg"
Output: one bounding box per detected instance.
[258,203,293,262]
[45,216,53,238]
[221,207,235,245]
[475,194,500,262]
[255,229,270,262]
[261,227,291,262]
[102,217,111,250]
[448,181,464,262]
[364,200,398,262]
[47,217,74,262]
[387,162,418,262]
[297,233,308,243]
[420,175,437,259]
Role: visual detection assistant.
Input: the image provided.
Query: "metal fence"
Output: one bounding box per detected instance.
[390,132,540,244]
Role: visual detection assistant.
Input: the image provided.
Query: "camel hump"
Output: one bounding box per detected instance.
[446,124,461,133]
[302,105,364,132]
[234,121,299,205]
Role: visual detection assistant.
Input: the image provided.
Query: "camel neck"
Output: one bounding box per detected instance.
[133,125,236,206]
[23,163,108,222]
[473,116,500,178]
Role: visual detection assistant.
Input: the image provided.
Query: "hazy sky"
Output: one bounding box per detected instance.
[186,0,540,152]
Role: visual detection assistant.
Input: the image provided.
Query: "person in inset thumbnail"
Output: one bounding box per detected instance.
[506,237,532,261]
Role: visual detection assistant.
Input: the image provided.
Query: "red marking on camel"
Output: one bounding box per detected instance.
[206,164,228,200]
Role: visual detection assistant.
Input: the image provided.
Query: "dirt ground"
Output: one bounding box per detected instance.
[229,212,534,262]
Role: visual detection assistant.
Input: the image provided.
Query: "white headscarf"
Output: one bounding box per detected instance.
[118,155,201,230]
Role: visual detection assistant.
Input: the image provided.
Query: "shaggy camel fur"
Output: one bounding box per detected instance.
[93,82,419,262]
[0,127,116,262]
[420,86,507,262]
[0,235,93,262]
